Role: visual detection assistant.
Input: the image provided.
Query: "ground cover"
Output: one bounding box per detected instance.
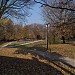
[0,40,75,75]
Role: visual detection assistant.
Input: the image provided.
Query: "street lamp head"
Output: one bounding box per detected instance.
[45,23,50,27]
[44,22,50,25]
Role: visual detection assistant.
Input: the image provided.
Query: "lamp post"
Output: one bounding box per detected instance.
[46,23,49,51]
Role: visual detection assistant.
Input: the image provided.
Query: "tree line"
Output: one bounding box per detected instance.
[0,0,75,43]
[0,18,46,41]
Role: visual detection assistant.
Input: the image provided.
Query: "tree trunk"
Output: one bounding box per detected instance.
[0,15,2,18]
[62,36,65,44]
[0,12,3,18]
[0,13,2,19]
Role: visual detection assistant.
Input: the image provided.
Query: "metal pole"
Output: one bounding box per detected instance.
[46,23,51,52]
[46,24,48,50]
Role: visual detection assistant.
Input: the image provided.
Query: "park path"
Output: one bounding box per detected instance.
[29,50,75,68]
[1,42,13,48]
[20,40,43,45]
[1,40,43,48]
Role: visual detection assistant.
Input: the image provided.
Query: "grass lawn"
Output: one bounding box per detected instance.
[47,44,75,59]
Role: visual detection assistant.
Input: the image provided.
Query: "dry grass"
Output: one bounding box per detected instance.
[48,44,75,59]
[0,48,34,60]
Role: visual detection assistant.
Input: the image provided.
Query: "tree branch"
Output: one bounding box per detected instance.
[34,0,75,11]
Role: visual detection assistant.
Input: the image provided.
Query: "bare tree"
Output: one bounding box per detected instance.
[34,0,75,11]
[0,0,33,19]
[42,0,75,43]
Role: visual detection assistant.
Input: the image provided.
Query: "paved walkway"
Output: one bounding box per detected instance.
[20,40,43,45]
[29,50,75,68]
[1,40,43,48]
[1,42,13,48]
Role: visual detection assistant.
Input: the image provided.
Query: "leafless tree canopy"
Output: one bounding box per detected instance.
[34,0,75,11]
[0,0,33,19]
[41,0,75,43]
